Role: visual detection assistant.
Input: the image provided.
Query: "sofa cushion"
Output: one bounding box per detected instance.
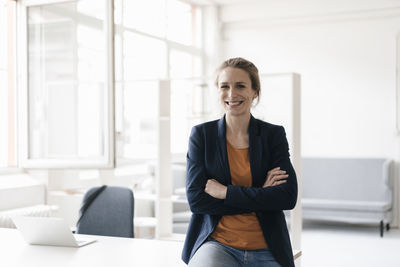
[303,198,391,212]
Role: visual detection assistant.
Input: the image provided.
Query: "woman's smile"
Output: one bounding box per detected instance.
[224,100,244,107]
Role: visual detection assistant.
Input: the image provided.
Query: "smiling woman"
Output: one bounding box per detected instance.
[183,57,298,267]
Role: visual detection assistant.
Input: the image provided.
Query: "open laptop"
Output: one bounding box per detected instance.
[12,216,97,247]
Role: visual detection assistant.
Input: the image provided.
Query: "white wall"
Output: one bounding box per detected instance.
[219,0,400,158]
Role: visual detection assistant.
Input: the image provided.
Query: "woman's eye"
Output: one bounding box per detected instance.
[220,85,229,89]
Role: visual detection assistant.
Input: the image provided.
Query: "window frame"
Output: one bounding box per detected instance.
[17,0,115,168]
[0,0,17,171]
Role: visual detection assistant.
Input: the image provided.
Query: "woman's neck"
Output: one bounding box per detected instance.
[225,113,251,136]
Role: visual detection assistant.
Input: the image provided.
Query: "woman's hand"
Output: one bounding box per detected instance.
[263,167,288,188]
[205,179,227,199]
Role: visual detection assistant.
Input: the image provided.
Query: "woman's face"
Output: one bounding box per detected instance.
[218,67,257,117]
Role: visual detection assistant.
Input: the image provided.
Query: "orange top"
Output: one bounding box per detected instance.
[211,141,268,250]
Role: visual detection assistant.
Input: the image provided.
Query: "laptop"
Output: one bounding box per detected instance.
[12,216,97,247]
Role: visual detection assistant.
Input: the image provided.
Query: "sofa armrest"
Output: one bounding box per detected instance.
[382,160,394,188]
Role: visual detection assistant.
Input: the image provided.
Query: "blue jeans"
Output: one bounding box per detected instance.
[188,238,282,267]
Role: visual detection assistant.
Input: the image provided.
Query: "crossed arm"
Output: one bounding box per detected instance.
[186,126,298,215]
[205,166,289,199]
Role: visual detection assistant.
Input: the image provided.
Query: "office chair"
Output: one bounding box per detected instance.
[76,186,134,238]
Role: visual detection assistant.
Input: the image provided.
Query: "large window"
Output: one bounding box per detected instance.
[114,0,204,164]
[18,0,114,168]
[15,0,205,169]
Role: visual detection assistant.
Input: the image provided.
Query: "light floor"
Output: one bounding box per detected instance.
[300,221,400,267]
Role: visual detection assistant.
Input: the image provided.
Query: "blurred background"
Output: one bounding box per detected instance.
[1,0,400,266]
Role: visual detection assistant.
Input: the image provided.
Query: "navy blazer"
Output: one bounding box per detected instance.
[182,115,298,267]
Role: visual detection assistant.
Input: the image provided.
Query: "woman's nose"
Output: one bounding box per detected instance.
[227,87,235,98]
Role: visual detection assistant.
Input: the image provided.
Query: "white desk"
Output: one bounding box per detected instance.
[0,228,186,267]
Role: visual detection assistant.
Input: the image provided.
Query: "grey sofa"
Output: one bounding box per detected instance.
[301,158,394,236]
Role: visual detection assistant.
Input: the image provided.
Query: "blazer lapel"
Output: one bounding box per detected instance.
[248,115,263,187]
[216,115,231,185]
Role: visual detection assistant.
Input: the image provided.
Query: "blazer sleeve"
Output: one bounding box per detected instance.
[224,126,298,211]
[186,126,252,215]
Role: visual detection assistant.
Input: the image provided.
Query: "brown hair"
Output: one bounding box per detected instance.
[215,57,261,104]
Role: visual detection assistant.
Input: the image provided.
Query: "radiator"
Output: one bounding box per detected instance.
[0,205,58,228]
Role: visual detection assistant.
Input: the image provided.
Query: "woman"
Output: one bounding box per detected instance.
[181,57,298,267]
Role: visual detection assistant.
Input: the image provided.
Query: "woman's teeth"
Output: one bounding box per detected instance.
[226,101,243,106]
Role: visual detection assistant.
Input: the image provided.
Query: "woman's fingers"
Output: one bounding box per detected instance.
[269,174,288,186]
[273,180,287,186]
[267,167,280,175]
[273,174,289,181]
[267,171,287,181]
[264,168,288,188]
[267,169,286,177]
